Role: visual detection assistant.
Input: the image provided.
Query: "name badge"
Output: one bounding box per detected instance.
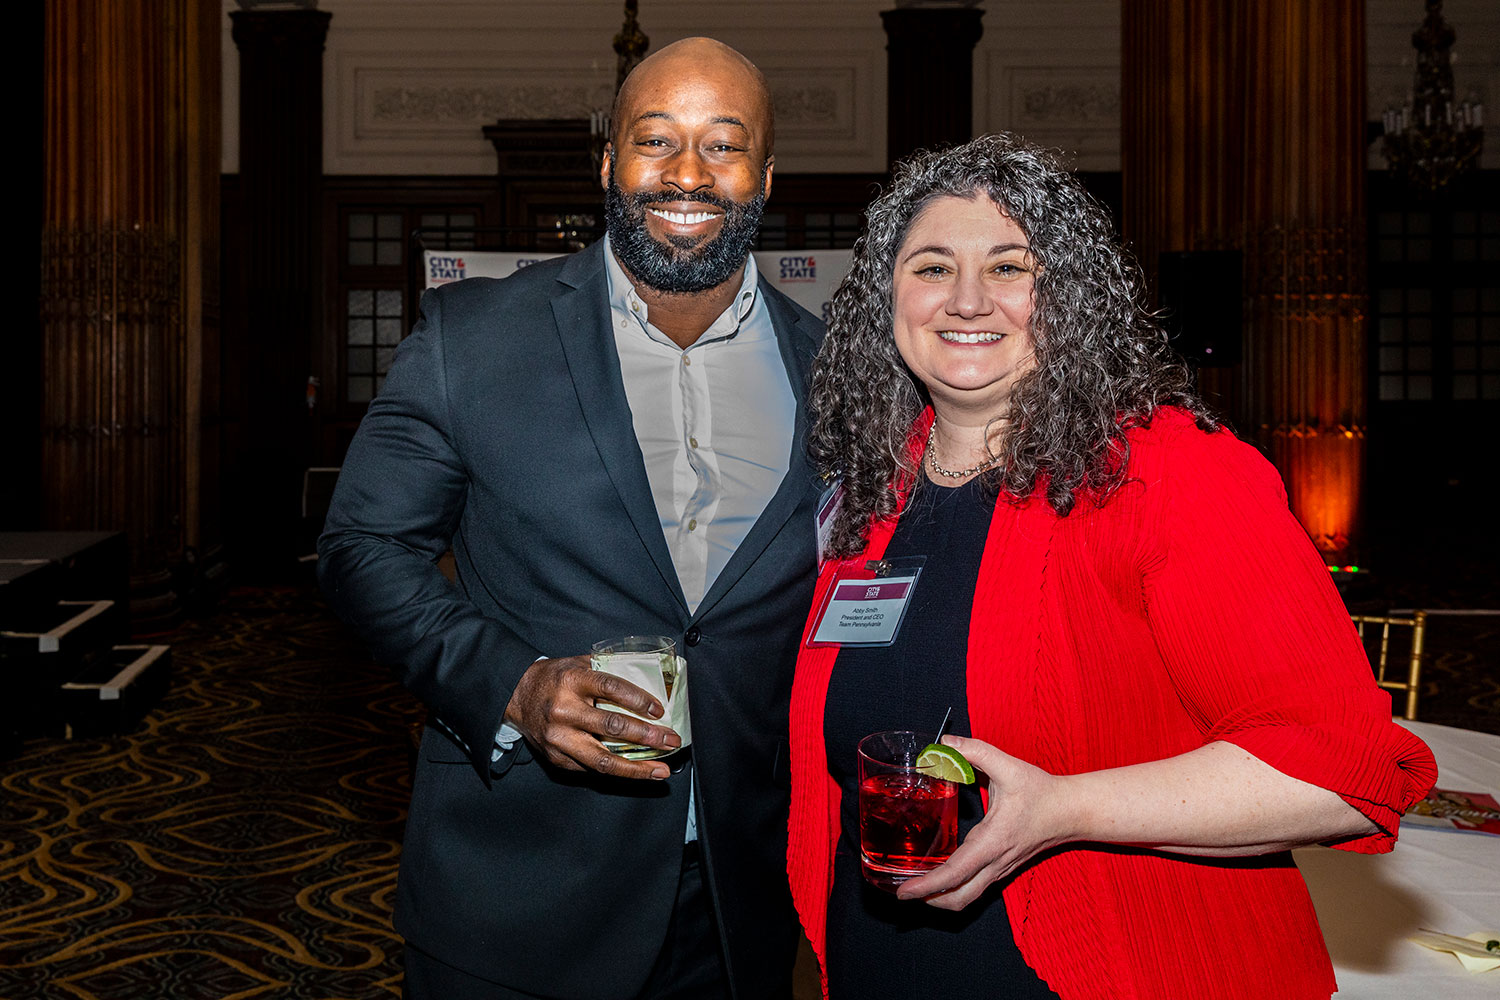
[815,479,843,570]
[806,556,925,648]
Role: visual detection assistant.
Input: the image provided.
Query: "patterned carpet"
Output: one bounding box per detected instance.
[1,577,1495,1000]
[0,586,422,1000]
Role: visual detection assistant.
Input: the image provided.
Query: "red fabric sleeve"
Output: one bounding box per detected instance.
[1136,418,1437,852]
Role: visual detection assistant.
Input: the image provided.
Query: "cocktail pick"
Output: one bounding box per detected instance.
[934,706,953,744]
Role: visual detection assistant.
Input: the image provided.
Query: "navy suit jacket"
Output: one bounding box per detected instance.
[318,241,824,998]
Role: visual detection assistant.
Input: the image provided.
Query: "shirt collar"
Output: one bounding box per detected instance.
[603,233,762,348]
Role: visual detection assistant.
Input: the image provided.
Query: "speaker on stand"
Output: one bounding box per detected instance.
[1158,250,1243,368]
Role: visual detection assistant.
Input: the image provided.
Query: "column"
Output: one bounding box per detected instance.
[229,8,331,574]
[1122,0,1368,561]
[882,3,985,163]
[6,3,43,528]
[40,0,220,616]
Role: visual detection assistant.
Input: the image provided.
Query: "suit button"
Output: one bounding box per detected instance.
[684,627,702,647]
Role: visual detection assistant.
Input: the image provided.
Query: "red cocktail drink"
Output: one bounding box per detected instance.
[857,731,960,891]
[859,772,959,885]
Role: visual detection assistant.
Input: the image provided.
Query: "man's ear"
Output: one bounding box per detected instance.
[599,143,613,192]
[763,155,775,202]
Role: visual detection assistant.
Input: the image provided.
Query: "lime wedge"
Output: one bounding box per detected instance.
[916,743,975,784]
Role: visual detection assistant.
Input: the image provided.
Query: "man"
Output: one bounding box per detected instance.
[318,38,821,1000]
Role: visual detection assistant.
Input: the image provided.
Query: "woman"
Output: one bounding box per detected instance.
[787,133,1437,999]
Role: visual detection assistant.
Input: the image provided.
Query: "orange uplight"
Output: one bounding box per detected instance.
[1277,430,1363,561]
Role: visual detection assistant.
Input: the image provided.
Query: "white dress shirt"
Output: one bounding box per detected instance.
[604,236,796,611]
[496,238,798,843]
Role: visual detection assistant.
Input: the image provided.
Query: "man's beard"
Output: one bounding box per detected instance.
[604,161,767,295]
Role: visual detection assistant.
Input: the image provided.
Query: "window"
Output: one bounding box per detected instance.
[1368,180,1500,405]
[1374,287,1433,402]
[801,212,861,250]
[1365,172,1500,541]
[419,211,478,247]
[1449,285,1500,401]
[756,212,789,250]
[339,209,408,404]
[348,212,405,267]
[530,211,599,253]
[344,289,403,403]
[330,197,489,407]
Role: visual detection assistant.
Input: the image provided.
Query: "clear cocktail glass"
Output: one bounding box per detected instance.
[857,730,959,891]
[590,635,682,760]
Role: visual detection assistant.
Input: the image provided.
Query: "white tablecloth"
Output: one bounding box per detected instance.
[1294,720,1500,998]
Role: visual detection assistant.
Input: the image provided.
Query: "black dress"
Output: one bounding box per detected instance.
[823,476,1058,1000]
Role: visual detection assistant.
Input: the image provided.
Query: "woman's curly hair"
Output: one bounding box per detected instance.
[810,132,1218,557]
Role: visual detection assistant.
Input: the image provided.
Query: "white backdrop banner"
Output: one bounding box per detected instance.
[757,250,851,325]
[423,250,560,287]
[422,248,853,323]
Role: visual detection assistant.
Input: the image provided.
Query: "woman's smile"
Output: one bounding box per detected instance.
[891,193,1038,417]
[936,330,1009,344]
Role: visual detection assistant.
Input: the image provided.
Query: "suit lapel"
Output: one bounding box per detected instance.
[550,244,690,616]
[693,284,822,621]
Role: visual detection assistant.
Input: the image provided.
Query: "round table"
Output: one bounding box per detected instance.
[1295,720,1500,998]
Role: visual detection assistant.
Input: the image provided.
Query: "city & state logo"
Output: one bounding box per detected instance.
[779,255,817,282]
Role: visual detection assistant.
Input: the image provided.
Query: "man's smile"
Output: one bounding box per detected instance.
[647,206,723,226]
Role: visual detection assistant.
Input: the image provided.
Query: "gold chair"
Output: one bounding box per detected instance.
[1350,611,1427,721]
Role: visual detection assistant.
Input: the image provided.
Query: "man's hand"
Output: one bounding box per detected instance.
[504,655,681,779]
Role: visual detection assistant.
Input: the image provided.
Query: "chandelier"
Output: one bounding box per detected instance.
[590,1,650,172]
[1380,0,1484,195]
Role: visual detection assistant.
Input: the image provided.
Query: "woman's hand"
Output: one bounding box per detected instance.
[895,734,1076,910]
[895,737,1383,911]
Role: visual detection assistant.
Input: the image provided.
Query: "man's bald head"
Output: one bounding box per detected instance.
[601,37,775,299]
[611,37,774,160]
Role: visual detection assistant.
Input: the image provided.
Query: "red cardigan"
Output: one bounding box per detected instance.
[788,408,1437,999]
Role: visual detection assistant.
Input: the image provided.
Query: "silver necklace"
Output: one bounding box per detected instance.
[925,424,1001,480]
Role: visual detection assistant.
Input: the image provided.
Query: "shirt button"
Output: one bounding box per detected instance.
[689,436,699,449]
[682,355,692,366]
[687,518,698,531]
[684,626,701,647]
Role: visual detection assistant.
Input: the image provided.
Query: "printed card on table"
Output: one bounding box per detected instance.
[1402,788,1500,835]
